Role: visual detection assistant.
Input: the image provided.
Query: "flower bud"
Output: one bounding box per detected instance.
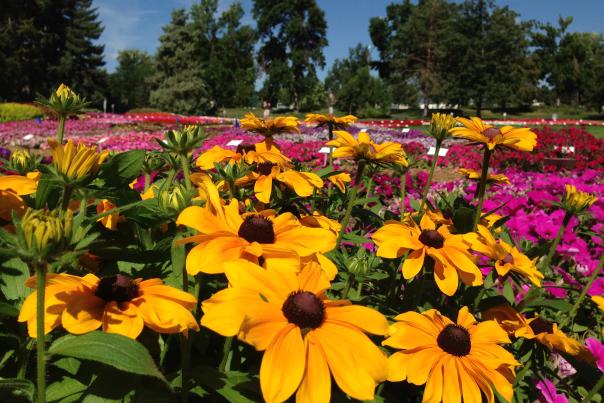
[49,139,108,182]
[159,185,190,216]
[37,83,88,116]
[21,209,72,255]
[10,150,36,174]
[429,113,456,141]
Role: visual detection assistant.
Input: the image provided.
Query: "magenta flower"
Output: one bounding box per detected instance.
[586,338,604,373]
[536,378,569,403]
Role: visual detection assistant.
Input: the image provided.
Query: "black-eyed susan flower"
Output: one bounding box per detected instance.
[176,181,336,275]
[305,113,357,132]
[0,174,38,220]
[327,172,351,192]
[482,304,592,359]
[235,163,323,203]
[201,260,389,403]
[372,214,482,296]
[383,307,518,403]
[466,225,543,286]
[49,139,108,182]
[326,130,408,167]
[450,117,537,152]
[561,184,597,214]
[458,168,510,185]
[240,113,300,137]
[18,273,198,339]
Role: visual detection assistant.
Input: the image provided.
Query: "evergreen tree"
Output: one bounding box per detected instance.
[253,0,328,110]
[54,0,106,104]
[109,49,154,111]
[150,9,210,115]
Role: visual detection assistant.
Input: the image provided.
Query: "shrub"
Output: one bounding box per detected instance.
[0,103,44,122]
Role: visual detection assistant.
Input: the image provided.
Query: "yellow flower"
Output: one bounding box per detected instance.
[49,139,109,181]
[458,168,510,185]
[196,142,291,170]
[562,184,597,213]
[235,163,323,203]
[304,113,357,130]
[201,260,389,403]
[372,214,482,296]
[176,181,336,275]
[55,83,77,101]
[383,307,518,403]
[482,304,591,359]
[326,130,408,167]
[327,172,351,192]
[18,273,198,339]
[428,113,456,141]
[450,117,537,151]
[0,174,38,220]
[466,225,543,286]
[96,199,125,230]
[240,113,300,137]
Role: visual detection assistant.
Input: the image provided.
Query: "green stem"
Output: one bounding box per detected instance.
[90,200,143,222]
[16,339,34,379]
[400,170,407,221]
[144,173,151,192]
[56,115,66,144]
[328,125,334,170]
[180,154,192,191]
[560,254,604,329]
[61,185,73,211]
[218,336,234,373]
[336,161,366,248]
[420,139,442,213]
[180,334,191,403]
[341,274,354,299]
[364,174,374,208]
[472,148,492,230]
[582,375,604,403]
[541,212,572,271]
[35,262,47,403]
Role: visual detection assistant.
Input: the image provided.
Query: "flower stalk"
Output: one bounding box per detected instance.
[560,254,604,329]
[420,139,442,213]
[541,211,572,270]
[179,154,192,191]
[336,160,366,248]
[400,170,407,221]
[472,147,492,230]
[56,115,66,144]
[34,261,47,403]
[218,336,234,373]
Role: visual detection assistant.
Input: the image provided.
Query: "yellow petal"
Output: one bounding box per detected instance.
[102,301,144,339]
[296,333,331,403]
[325,305,389,335]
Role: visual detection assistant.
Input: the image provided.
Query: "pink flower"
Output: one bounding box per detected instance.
[588,278,604,297]
[586,338,604,373]
[536,378,569,403]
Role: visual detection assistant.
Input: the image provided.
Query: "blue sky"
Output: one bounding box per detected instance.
[95,0,604,78]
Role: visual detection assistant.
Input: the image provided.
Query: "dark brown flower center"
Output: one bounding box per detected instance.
[238,214,275,244]
[500,253,514,265]
[483,127,501,140]
[282,290,325,329]
[529,317,554,335]
[437,324,471,356]
[94,274,139,302]
[236,144,256,154]
[256,162,276,176]
[419,229,445,248]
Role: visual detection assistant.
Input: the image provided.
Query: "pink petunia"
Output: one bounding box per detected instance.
[536,378,569,403]
[586,338,604,373]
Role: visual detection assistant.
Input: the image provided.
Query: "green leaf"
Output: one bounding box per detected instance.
[98,150,145,187]
[0,378,34,402]
[48,332,166,383]
[453,207,475,234]
[33,175,62,209]
[523,298,572,312]
[502,281,515,304]
[0,258,30,302]
[0,302,19,317]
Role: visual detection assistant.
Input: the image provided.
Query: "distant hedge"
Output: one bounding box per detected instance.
[0,103,45,122]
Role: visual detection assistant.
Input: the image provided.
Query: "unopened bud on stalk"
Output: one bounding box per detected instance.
[562,184,597,214]
[159,185,190,216]
[21,209,72,255]
[429,113,456,141]
[10,150,36,174]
